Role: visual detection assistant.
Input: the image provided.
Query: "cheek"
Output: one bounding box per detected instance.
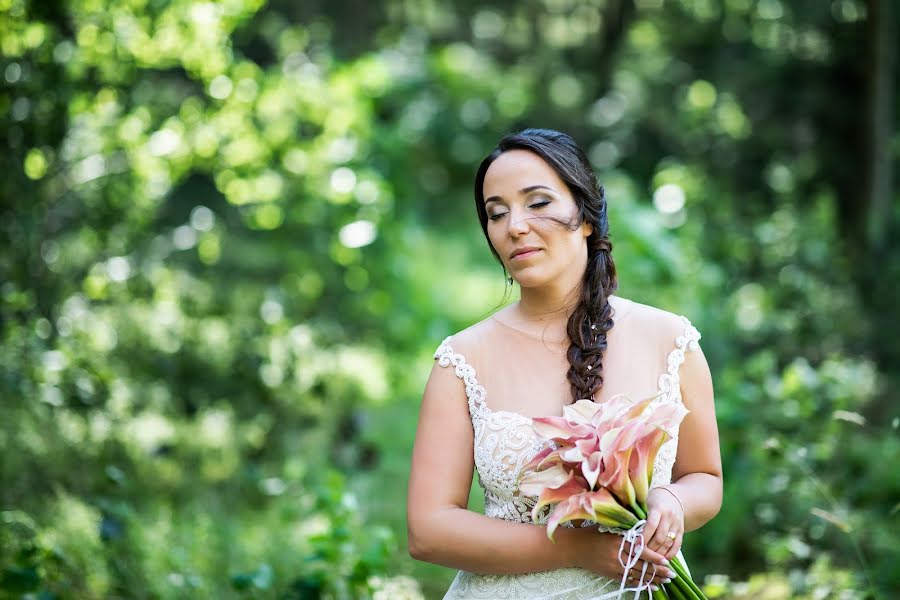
[555,232,587,261]
[486,226,507,256]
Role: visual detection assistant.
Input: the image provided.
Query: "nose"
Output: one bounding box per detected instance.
[507,208,530,237]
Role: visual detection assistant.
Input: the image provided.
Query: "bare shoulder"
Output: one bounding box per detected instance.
[616,295,694,333]
[435,313,500,359]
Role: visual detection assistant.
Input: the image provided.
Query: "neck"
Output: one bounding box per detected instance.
[517,284,580,322]
[512,280,582,343]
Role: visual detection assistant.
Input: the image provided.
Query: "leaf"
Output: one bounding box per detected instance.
[810,507,852,533]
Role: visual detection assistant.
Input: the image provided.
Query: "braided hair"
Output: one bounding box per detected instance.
[473,128,618,403]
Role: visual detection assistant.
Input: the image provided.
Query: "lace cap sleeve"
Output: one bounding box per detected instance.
[677,315,702,353]
[433,336,487,416]
[657,315,702,405]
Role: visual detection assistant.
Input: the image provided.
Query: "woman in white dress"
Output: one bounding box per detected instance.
[407,129,723,599]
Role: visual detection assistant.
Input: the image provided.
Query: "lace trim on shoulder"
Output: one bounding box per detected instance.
[434,336,488,417]
[656,316,702,404]
[648,316,701,491]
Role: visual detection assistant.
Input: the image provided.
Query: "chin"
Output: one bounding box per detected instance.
[511,272,551,288]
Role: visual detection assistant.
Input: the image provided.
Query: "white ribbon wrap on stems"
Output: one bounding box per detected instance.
[613,519,656,600]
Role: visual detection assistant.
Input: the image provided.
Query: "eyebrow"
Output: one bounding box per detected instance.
[485,185,556,205]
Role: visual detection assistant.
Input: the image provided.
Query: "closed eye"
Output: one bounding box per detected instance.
[488,212,507,221]
[530,200,550,209]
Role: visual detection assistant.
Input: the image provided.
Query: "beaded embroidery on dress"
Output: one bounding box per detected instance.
[433,299,702,600]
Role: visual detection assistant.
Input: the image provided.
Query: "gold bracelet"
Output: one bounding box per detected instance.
[657,485,685,515]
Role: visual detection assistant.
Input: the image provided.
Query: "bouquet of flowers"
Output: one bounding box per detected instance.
[517,393,709,600]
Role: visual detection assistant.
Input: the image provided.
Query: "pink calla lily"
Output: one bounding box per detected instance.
[584,488,640,530]
[519,464,573,498]
[597,445,636,510]
[520,392,705,599]
[521,446,556,473]
[590,393,653,430]
[531,416,593,444]
[545,493,595,540]
[562,399,603,424]
[528,470,591,523]
[645,401,690,431]
[628,423,670,507]
[581,451,602,489]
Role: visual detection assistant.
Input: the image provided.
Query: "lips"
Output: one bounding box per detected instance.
[510,247,541,260]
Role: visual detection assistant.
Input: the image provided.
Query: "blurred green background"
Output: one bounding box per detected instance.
[1,0,898,598]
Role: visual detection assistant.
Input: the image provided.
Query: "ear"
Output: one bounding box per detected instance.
[582,220,593,238]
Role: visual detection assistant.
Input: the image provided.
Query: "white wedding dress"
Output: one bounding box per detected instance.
[432,297,702,600]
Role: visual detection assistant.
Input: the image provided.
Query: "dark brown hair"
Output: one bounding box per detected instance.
[473,128,618,403]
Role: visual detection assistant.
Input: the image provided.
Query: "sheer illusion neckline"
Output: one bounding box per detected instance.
[488,295,635,343]
[488,316,567,347]
[472,297,639,420]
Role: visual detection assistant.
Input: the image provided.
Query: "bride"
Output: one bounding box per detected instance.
[406,128,723,599]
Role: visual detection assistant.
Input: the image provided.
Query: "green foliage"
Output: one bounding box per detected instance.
[0,470,399,599]
[1,0,897,598]
[702,555,868,599]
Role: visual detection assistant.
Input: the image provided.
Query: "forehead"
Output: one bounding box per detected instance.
[482,149,567,197]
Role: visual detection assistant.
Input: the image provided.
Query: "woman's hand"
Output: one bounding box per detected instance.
[642,486,685,561]
[568,528,677,588]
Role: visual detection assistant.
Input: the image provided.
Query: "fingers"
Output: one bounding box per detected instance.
[664,530,683,561]
[638,546,678,581]
[646,515,683,560]
[642,508,661,545]
[624,561,673,587]
[638,544,668,568]
[647,518,674,554]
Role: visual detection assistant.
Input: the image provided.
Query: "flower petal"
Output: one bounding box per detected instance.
[645,401,689,430]
[519,464,572,497]
[598,445,636,510]
[545,494,594,540]
[591,394,639,429]
[581,451,602,489]
[531,471,591,523]
[521,446,555,473]
[563,399,602,425]
[532,416,592,443]
[611,393,660,428]
[561,446,585,462]
[628,426,669,507]
[583,489,639,529]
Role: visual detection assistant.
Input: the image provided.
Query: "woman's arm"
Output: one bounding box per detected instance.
[407,358,578,573]
[644,341,723,559]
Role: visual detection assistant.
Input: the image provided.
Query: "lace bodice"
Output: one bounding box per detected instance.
[432,302,702,599]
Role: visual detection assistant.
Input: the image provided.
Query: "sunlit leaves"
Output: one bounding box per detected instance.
[1,0,896,597]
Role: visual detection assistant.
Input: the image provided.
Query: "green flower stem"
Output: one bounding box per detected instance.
[663,581,691,600]
[651,586,671,600]
[633,503,705,599]
[668,556,706,599]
